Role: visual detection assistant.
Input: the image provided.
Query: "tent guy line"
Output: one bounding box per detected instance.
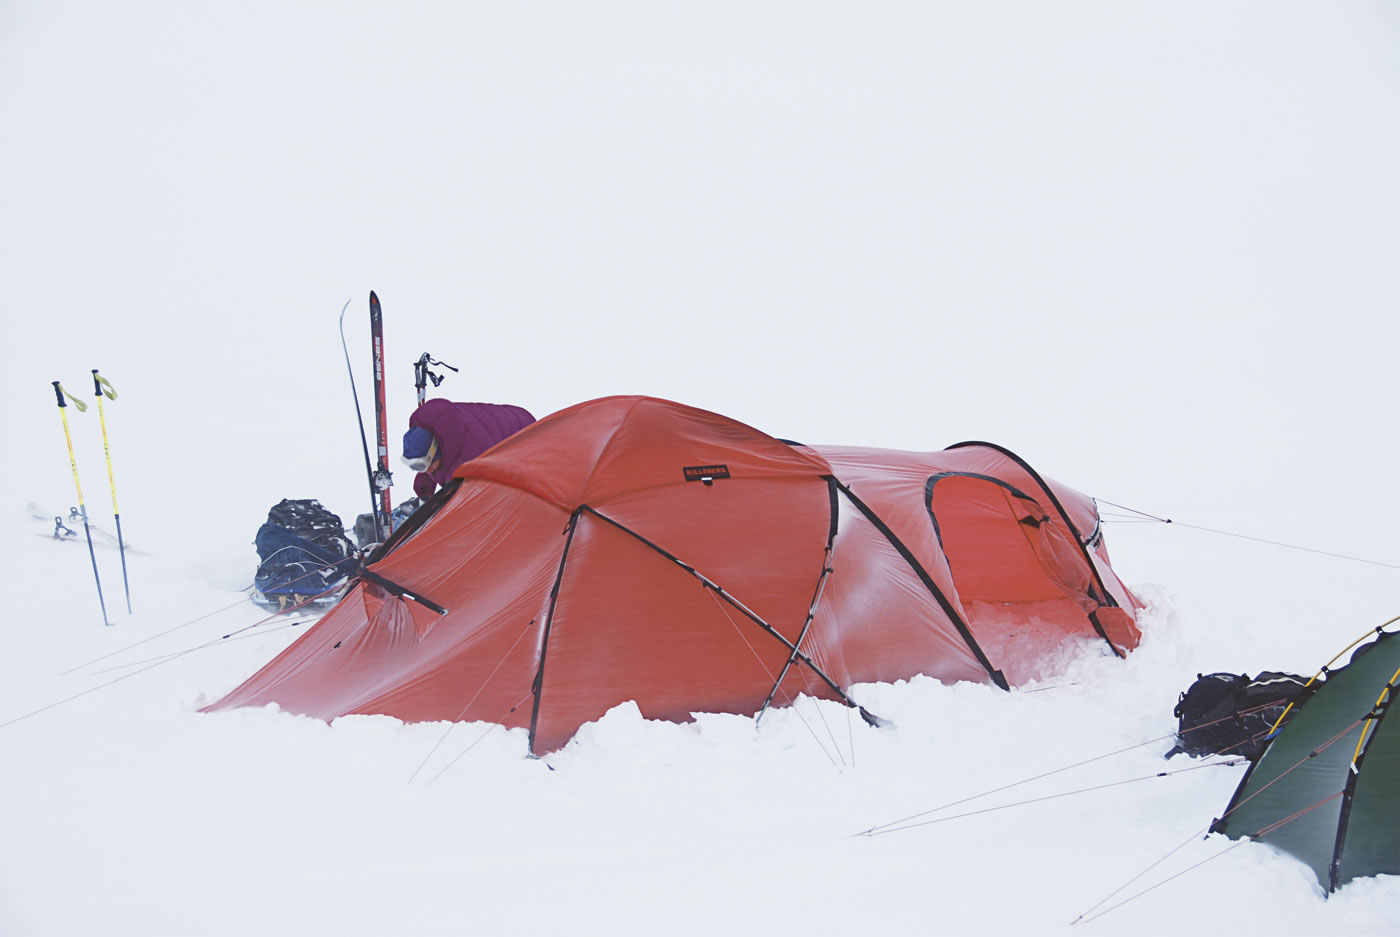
[57,594,258,676]
[426,692,536,783]
[408,618,538,783]
[1070,784,1258,926]
[57,561,352,677]
[0,592,331,731]
[1071,723,1366,926]
[1070,838,1254,927]
[856,696,1298,838]
[87,618,318,677]
[1096,499,1400,569]
[865,757,1244,837]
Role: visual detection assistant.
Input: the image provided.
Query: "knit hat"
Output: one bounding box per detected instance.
[402,426,434,460]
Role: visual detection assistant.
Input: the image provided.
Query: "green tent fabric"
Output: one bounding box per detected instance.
[1213,627,1399,893]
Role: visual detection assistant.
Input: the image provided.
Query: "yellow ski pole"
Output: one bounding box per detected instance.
[53,381,111,626]
[92,369,131,613]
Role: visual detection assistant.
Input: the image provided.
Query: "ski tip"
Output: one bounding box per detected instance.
[369,290,379,303]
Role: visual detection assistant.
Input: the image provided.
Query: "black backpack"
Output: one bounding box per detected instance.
[1168,670,1311,759]
[252,499,358,609]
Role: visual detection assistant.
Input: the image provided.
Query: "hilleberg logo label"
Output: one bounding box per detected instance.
[683,464,731,483]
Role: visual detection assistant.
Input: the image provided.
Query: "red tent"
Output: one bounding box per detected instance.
[206,396,1143,753]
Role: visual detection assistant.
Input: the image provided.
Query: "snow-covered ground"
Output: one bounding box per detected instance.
[3,3,1397,934]
[2,512,1396,936]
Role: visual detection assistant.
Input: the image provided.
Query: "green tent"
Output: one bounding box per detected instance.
[1212,626,1399,893]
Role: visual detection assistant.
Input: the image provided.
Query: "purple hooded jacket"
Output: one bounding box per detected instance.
[408,399,536,499]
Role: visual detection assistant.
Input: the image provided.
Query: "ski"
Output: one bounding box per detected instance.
[338,299,383,543]
[369,291,393,536]
[29,503,145,554]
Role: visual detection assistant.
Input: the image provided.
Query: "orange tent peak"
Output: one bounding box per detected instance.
[456,395,832,508]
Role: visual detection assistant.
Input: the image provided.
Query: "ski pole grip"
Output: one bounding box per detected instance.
[54,381,88,412]
[92,370,117,400]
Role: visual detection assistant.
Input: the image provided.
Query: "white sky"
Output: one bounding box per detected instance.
[3,0,1396,623]
[5,3,1397,501]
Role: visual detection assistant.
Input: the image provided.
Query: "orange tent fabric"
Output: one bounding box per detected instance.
[206,396,1143,753]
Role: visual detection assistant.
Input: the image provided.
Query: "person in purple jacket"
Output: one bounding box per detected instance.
[400,399,536,500]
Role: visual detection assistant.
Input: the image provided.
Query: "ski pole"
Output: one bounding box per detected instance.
[92,369,132,613]
[53,381,111,626]
[413,352,458,406]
